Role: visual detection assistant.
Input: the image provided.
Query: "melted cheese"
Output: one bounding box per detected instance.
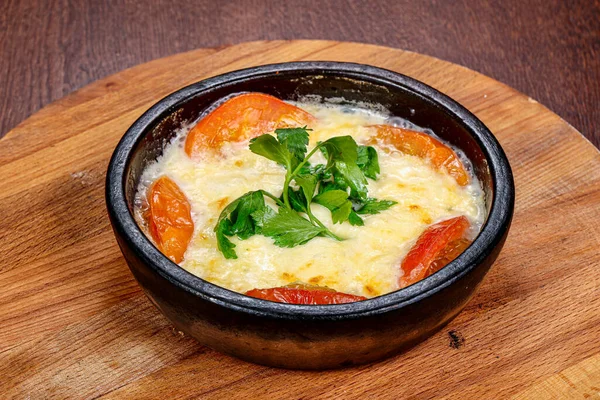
[136,103,486,298]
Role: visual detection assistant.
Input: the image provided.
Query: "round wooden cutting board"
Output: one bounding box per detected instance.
[1,41,599,399]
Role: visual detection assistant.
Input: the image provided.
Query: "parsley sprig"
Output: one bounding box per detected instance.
[214,127,397,259]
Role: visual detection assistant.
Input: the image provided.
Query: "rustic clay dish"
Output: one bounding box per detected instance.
[105,62,514,369]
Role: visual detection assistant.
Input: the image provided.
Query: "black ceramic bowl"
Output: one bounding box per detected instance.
[106,62,514,369]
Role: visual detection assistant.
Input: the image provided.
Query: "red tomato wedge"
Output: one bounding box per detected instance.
[246,284,367,304]
[399,216,471,288]
[370,125,470,186]
[147,176,194,263]
[185,93,316,157]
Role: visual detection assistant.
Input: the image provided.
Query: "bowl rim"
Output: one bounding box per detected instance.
[106,61,514,320]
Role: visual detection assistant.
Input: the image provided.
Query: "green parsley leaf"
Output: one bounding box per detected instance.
[287,188,308,213]
[261,208,325,247]
[230,191,265,239]
[355,198,398,215]
[299,163,332,182]
[297,162,312,176]
[321,136,368,200]
[348,211,365,226]
[294,173,318,203]
[321,136,359,164]
[357,145,380,180]
[275,127,310,162]
[250,205,277,233]
[314,190,353,224]
[318,180,341,195]
[249,134,291,166]
[356,145,369,166]
[215,219,237,259]
[285,173,318,215]
[311,163,332,181]
[214,190,267,259]
[339,161,368,199]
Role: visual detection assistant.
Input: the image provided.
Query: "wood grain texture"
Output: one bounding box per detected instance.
[1,41,599,399]
[0,0,598,148]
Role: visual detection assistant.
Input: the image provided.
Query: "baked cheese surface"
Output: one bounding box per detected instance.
[136,103,486,297]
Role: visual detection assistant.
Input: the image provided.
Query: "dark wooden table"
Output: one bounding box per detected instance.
[1,0,598,146]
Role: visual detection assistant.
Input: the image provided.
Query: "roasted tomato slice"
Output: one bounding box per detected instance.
[370,124,470,186]
[185,92,316,156]
[399,216,471,288]
[246,284,366,304]
[147,176,194,263]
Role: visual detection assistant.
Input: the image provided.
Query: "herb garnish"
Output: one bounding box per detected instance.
[214,126,397,259]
